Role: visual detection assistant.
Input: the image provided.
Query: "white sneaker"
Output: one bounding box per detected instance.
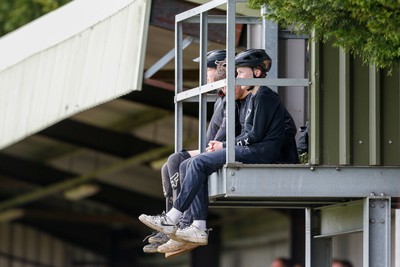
[174,225,208,245]
[157,239,199,253]
[139,213,178,235]
[143,243,160,253]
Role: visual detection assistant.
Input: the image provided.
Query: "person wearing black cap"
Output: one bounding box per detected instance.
[139,49,293,248]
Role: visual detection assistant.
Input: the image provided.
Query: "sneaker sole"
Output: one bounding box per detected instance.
[164,245,198,259]
[138,215,176,235]
[158,241,199,253]
[143,248,159,253]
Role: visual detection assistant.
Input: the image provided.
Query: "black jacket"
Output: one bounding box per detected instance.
[207,93,253,143]
[235,87,298,163]
[234,86,286,163]
[279,107,299,163]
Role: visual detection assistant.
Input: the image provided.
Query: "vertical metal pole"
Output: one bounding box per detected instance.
[305,208,332,267]
[175,21,183,152]
[363,197,391,267]
[261,4,278,92]
[225,0,236,163]
[396,209,400,267]
[199,12,208,152]
[305,208,312,267]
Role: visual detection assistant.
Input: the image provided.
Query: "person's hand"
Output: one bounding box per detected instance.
[206,141,223,152]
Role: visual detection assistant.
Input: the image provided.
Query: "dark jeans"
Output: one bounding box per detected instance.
[178,158,195,227]
[174,146,262,220]
[162,150,193,228]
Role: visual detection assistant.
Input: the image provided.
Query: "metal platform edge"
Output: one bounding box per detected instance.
[208,165,400,207]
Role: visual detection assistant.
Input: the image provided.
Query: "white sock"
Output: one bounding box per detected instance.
[192,220,207,230]
[166,208,182,223]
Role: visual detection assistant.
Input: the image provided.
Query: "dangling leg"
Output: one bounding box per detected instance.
[166,150,191,202]
[161,162,173,212]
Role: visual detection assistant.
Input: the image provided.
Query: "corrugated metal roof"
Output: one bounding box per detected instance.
[0,0,151,150]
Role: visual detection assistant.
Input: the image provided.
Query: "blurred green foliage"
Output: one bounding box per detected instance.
[248,0,400,69]
[0,0,71,37]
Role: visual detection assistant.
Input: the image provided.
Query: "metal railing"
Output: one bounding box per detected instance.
[174,0,308,163]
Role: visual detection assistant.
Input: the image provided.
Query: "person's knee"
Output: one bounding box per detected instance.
[167,152,181,166]
[161,164,172,197]
[190,154,209,171]
[179,159,190,182]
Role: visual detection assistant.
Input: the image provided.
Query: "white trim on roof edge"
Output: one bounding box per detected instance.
[0,0,151,150]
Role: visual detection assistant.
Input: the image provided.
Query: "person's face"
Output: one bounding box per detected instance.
[332,263,343,267]
[207,67,217,83]
[234,85,248,99]
[236,66,254,90]
[221,85,246,100]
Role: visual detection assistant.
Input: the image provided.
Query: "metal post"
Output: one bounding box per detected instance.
[261,4,278,92]
[396,209,400,267]
[174,22,183,152]
[199,12,208,152]
[305,208,312,267]
[363,197,391,267]
[225,0,236,163]
[305,208,332,267]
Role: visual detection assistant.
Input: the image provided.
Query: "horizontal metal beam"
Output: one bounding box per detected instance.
[176,0,228,22]
[184,15,260,24]
[177,78,309,102]
[40,120,162,158]
[236,78,309,87]
[176,80,226,101]
[316,200,363,237]
[208,165,400,206]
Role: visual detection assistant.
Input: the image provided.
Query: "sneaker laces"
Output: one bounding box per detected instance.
[149,210,166,219]
[183,225,213,234]
[156,212,177,227]
[143,231,158,242]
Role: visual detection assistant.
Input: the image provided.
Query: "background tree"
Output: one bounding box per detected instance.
[248,0,400,69]
[0,0,71,37]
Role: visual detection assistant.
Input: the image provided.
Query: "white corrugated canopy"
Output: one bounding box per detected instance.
[0,0,151,150]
